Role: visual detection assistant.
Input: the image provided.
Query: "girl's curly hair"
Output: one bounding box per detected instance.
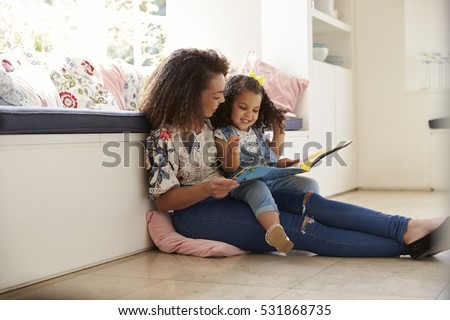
[139,48,230,132]
[210,74,285,133]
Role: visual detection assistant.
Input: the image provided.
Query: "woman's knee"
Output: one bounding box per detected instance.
[303,176,320,193]
[275,175,320,194]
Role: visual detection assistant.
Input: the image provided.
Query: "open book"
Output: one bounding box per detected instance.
[233,140,352,183]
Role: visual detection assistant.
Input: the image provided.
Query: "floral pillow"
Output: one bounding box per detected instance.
[0,47,28,73]
[0,67,62,107]
[240,50,309,114]
[0,48,26,105]
[119,61,152,111]
[50,57,119,110]
[0,96,13,105]
[0,70,25,105]
[97,60,127,110]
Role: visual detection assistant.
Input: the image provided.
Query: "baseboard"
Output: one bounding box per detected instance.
[356,186,436,192]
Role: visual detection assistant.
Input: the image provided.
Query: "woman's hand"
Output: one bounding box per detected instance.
[277,158,300,168]
[155,176,239,211]
[206,176,239,199]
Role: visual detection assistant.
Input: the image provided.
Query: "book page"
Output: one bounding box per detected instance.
[290,140,352,170]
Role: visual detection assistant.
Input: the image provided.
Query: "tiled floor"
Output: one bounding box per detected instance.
[1,190,449,300]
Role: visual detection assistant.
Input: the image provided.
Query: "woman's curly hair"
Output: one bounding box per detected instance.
[139,48,230,132]
[210,74,285,133]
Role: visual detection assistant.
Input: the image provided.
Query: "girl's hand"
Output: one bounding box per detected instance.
[277,158,300,168]
[206,176,239,199]
[226,135,241,155]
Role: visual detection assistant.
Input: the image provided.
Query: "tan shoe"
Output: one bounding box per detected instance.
[265,224,294,253]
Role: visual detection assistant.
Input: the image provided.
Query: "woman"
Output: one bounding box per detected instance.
[140,48,449,258]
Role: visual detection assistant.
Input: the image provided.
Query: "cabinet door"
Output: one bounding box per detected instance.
[335,66,357,193]
[282,133,310,160]
[282,133,315,181]
[311,61,337,197]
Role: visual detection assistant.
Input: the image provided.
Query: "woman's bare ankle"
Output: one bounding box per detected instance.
[404,217,447,244]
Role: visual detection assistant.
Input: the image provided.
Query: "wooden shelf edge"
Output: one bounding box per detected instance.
[312,8,351,34]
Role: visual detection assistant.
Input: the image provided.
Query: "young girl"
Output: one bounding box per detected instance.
[211,74,318,253]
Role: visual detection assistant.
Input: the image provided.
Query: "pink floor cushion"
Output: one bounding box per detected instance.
[146,210,247,257]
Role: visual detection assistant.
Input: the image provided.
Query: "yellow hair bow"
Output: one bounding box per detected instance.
[248,70,265,86]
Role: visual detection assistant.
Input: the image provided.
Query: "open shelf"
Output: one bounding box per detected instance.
[312,3,353,70]
[312,8,351,34]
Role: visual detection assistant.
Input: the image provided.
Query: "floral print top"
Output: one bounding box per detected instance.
[145,120,221,200]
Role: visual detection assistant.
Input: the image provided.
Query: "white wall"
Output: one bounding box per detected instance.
[354,0,448,190]
[404,0,450,91]
[166,0,262,69]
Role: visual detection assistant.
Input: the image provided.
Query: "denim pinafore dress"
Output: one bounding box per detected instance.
[218,126,279,178]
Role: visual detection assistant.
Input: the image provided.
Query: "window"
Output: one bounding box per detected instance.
[0,0,166,66]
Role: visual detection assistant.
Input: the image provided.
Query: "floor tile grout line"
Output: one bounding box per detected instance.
[435,282,450,300]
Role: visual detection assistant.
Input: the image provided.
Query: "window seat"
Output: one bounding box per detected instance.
[0,106,153,293]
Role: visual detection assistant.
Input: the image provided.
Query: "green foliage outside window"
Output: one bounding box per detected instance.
[0,0,166,67]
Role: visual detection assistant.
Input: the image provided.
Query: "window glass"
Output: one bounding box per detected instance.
[0,0,166,66]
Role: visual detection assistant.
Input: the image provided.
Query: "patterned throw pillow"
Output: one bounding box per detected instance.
[0,47,28,73]
[0,96,13,106]
[119,61,152,111]
[50,57,119,110]
[0,48,30,105]
[0,67,62,107]
[0,48,61,107]
[0,70,24,105]
[97,60,126,110]
[23,50,55,69]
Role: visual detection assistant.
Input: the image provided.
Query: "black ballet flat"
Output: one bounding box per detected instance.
[406,218,450,259]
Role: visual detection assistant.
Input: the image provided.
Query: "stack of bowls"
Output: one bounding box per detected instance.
[313,42,329,62]
[326,55,345,66]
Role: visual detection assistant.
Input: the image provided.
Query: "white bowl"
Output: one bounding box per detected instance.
[313,47,329,61]
[314,0,335,12]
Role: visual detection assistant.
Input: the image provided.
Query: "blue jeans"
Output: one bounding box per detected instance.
[173,191,410,257]
[229,175,320,216]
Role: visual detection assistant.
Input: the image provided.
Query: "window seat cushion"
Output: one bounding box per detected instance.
[0,106,150,134]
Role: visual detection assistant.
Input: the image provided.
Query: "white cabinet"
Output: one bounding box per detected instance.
[335,65,357,193]
[281,61,356,197]
[282,131,311,161]
[281,131,317,187]
[310,61,337,196]
[309,61,356,196]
